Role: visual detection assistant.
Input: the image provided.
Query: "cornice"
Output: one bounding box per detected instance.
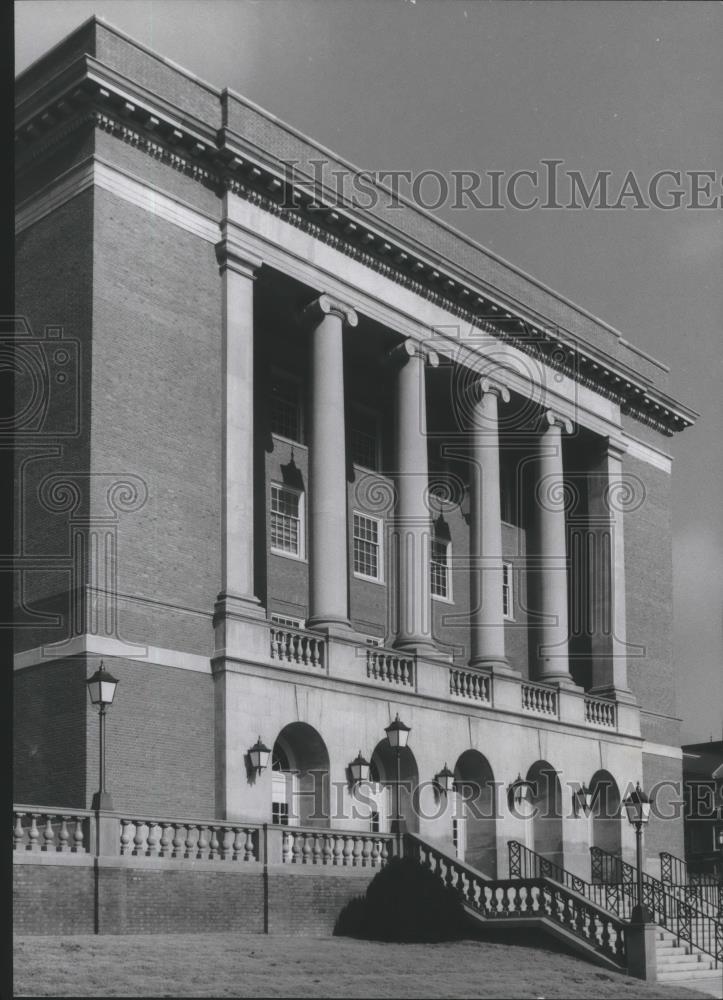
[14,67,699,437]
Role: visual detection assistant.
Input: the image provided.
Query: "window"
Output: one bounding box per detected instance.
[370,810,380,834]
[272,801,289,826]
[270,613,304,629]
[349,405,380,470]
[270,484,304,558]
[270,371,302,442]
[502,562,513,619]
[353,512,383,582]
[431,537,451,600]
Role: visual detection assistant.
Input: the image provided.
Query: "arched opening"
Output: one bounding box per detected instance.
[453,749,497,876]
[369,739,420,835]
[527,760,563,867]
[271,723,330,828]
[590,769,622,856]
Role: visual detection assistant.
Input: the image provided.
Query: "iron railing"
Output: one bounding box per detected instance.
[660,850,723,917]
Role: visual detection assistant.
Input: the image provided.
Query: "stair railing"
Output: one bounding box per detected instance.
[660,850,723,918]
[590,845,722,967]
[508,840,632,920]
[407,834,628,969]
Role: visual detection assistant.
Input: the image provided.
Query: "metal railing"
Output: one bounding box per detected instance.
[591,845,721,966]
[660,850,723,918]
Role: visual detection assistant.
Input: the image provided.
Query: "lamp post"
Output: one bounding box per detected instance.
[384,714,411,856]
[624,782,652,923]
[86,662,119,811]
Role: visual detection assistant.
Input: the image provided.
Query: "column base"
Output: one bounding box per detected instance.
[538,671,583,691]
[214,591,266,620]
[307,615,354,638]
[393,636,445,660]
[588,684,639,705]
[468,656,520,677]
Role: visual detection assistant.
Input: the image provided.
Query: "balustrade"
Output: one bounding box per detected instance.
[521,682,558,717]
[13,808,90,854]
[281,828,391,868]
[449,668,491,704]
[119,817,258,862]
[584,696,616,729]
[270,626,325,669]
[366,649,415,688]
[408,834,626,967]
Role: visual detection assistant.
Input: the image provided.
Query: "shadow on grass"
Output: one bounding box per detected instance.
[334,856,467,943]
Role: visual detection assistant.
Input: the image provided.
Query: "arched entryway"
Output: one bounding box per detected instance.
[272,723,330,828]
[527,760,563,867]
[369,739,420,835]
[453,749,497,876]
[589,769,622,856]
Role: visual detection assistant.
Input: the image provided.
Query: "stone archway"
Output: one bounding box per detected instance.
[453,749,497,876]
[589,769,622,856]
[272,722,330,828]
[527,759,563,867]
[370,739,420,835]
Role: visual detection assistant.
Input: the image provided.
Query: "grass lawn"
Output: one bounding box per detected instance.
[13,932,713,999]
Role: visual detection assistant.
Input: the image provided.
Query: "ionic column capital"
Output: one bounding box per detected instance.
[474,376,510,405]
[387,338,440,370]
[303,293,358,328]
[541,409,573,434]
[214,239,263,279]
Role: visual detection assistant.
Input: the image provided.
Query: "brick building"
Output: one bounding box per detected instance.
[14,18,699,933]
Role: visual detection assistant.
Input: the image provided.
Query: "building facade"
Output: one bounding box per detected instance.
[14,18,698,886]
[682,741,723,879]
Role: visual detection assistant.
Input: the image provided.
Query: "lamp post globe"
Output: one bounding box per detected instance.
[384,714,411,855]
[624,782,652,923]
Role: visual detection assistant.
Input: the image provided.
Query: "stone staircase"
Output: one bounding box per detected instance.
[655,926,722,993]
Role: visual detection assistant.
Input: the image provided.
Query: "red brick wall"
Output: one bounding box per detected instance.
[13,860,374,936]
[91,187,222,656]
[85,658,215,816]
[642,751,685,868]
[14,661,88,808]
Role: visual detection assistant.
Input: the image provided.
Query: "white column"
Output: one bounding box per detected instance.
[535,409,575,685]
[304,294,358,633]
[469,376,515,672]
[589,439,633,697]
[214,237,263,619]
[391,339,439,654]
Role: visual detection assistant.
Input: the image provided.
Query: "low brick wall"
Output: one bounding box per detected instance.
[13,854,377,936]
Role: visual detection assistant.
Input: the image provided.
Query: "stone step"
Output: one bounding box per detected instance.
[657,968,720,982]
[656,954,711,969]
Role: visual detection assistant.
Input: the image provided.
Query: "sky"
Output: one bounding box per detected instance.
[15,0,723,744]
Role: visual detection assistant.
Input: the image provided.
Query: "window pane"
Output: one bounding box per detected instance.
[271,485,301,555]
[270,375,301,441]
[353,513,381,579]
[431,538,449,598]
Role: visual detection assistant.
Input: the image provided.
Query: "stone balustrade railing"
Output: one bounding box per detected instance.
[281,827,392,868]
[449,668,492,705]
[256,621,633,734]
[270,625,325,670]
[521,681,559,717]
[584,696,616,729]
[14,806,93,854]
[119,816,260,861]
[366,648,415,688]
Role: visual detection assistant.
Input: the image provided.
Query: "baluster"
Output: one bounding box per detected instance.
[120,819,133,855]
[361,837,372,868]
[184,824,198,859]
[244,828,255,862]
[146,823,160,857]
[13,812,25,851]
[292,831,304,865]
[41,815,55,852]
[312,833,323,865]
[196,823,209,858]
[72,816,85,854]
[379,838,389,867]
[282,830,294,864]
[159,822,173,858]
[342,835,353,867]
[350,837,362,867]
[332,835,343,866]
[57,815,71,853]
[133,821,148,856]
[322,835,333,865]
[172,823,185,858]
[208,825,220,860]
[230,827,243,861]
